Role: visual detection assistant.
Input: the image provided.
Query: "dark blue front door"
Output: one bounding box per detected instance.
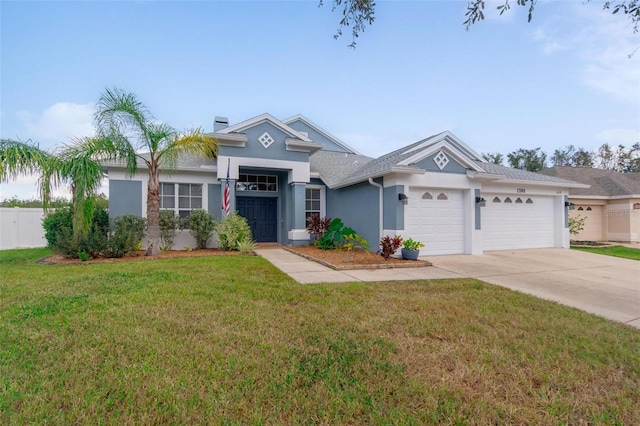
[237,197,278,242]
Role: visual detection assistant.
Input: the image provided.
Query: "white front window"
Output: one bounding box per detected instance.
[305,185,326,220]
[160,183,203,220]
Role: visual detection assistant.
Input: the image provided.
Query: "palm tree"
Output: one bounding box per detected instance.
[0,138,106,237]
[93,87,218,256]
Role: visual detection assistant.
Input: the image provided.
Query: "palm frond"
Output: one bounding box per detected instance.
[159,128,218,169]
[0,139,51,182]
[94,87,153,151]
[146,122,177,159]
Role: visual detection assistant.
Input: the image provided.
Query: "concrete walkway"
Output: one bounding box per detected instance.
[255,247,640,329]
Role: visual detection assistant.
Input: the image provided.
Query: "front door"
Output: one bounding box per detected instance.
[237,197,278,242]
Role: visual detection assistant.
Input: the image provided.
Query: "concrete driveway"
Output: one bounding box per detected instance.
[257,247,639,328]
[430,248,640,328]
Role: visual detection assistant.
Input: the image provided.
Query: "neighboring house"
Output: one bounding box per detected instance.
[539,166,640,242]
[106,113,586,255]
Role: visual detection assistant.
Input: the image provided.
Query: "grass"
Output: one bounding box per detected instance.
[1,248,639,424]
[572,245,640,261]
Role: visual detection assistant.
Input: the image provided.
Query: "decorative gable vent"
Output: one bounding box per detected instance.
[258,132,275,149]
[433,151,449,170]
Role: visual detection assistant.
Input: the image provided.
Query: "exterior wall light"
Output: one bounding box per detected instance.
[398,193,409,205]
[565,201,575,210]
[633,203,640,210]
[475,197,486,207]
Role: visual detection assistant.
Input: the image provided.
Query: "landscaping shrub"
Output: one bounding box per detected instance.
[237,239,257,255]
[42,207,73,249]
[378,235,403,259]
[306,214,331,240]
[569,214,586,237]
[215,213,253,251]
[314,218,357,250]
[104,214,146,258]
[187,209,215,249]
[42,206,111,258]
[159,210,181,250]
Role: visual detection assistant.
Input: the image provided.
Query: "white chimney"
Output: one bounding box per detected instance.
[214,116,229,132]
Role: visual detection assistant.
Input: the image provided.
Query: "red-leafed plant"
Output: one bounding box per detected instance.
[306,214,332,239]
[379,235,403,259]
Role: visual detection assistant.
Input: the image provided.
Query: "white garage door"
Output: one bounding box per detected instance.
[406,188,465,255]
[482,194,555,251]
[572,205,603,241]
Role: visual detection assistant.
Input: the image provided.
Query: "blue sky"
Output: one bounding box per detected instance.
[1,0,639,200]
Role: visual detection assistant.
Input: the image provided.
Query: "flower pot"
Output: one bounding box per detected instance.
[401,248,420,261]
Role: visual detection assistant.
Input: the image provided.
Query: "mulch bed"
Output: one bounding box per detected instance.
[285,245,431,270]
[38,249,244,265]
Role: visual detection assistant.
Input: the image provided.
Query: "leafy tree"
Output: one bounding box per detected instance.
[551,145,594,168]
[92,87,218,256]
[464,0,639,32]
[0,139,105,238]
[324,0,640,46]
[593,143,640,172]
[0,196,71,208]
[507,147,547,172]
[482,152,505,165]
[623,142,640,172]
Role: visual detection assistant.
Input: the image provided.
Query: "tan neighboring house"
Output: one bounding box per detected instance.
[539,166,640,242]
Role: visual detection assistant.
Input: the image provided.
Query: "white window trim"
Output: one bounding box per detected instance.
[159,182,206,217]
[305,184,326,218]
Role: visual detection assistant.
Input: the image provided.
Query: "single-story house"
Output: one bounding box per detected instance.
[539,166,640,242]
[106,114,587,255]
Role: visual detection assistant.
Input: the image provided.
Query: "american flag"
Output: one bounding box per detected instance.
[222,158,231,216]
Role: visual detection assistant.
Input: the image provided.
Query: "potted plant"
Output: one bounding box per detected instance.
[401,237,424,260]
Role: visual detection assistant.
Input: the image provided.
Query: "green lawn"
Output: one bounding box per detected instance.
[1,248,639,424]
[572,245,640,261]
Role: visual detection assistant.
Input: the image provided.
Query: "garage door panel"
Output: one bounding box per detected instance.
[482,194,555,251]
[406,188,465,255]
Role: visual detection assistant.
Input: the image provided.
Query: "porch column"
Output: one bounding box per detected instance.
[288,182,310,245]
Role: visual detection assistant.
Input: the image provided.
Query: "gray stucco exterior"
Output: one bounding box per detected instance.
[219,122,308,163]
[326,182,380,250]
[286,119,349,153]
[109,180,142,218]
[208,183,222,220]
[416,153,468,174]
[383,185,404,231]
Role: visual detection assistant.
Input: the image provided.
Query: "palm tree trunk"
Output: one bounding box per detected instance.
[146,164,161,256]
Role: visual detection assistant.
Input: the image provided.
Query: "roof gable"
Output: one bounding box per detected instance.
[282,114,361,155]
[216,113,314,143]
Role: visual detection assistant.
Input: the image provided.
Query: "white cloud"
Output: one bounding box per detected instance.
[16,102,96,142]
[573,5,640,104]
[542,41,562,54]
[0,177,71,201]
[530,4,640,104]
[529,25,566,55]
[594,128,640,145]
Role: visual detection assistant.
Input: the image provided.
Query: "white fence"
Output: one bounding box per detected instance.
[0,208,47,250]
[0,208,219,251]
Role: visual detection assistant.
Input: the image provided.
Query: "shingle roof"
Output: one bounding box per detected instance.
[309,151,374,188]
[310,131,583,188]
[539,166,640,196]
[477,162,580,184]
[338,134,442,184]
